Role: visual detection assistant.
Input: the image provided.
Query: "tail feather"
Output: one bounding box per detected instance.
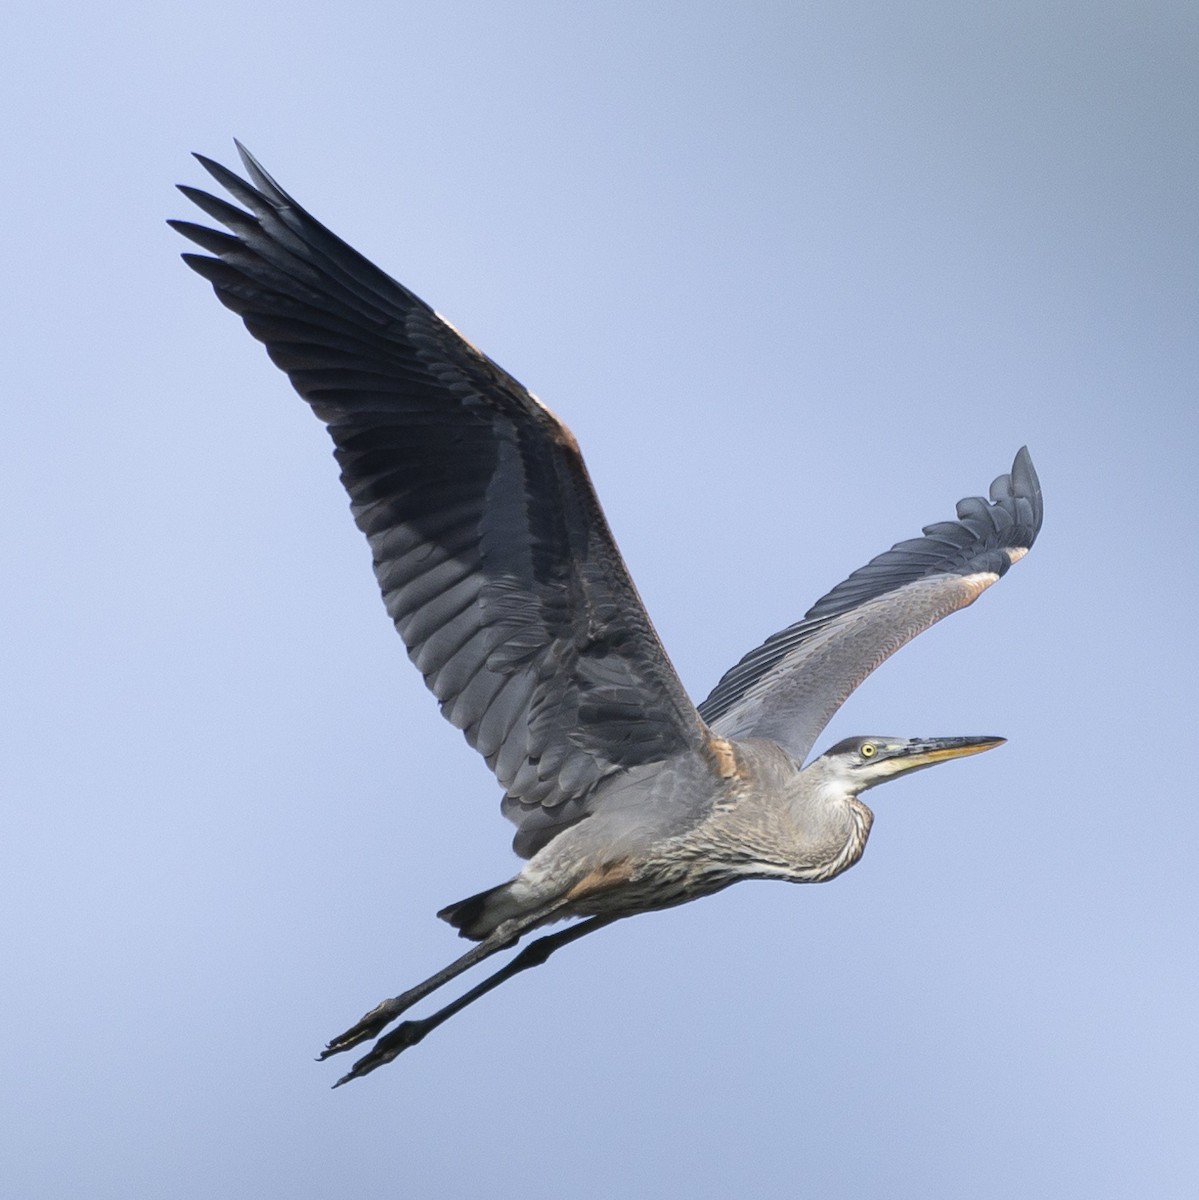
[437,882,517,941]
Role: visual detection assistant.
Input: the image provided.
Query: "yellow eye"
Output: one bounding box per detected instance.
[861,743,876,758]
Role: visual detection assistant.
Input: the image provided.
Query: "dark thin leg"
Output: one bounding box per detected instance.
[319,924,526,1059]
[330,915,617,1087]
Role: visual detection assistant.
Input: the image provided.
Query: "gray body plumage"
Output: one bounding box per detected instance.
[451,736,873,942]
[172,144,1043,1084]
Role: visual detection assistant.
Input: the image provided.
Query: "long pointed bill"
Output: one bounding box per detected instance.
[874,735,1006,779]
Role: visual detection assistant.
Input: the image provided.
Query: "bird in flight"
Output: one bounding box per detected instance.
[172,144,1042,1086]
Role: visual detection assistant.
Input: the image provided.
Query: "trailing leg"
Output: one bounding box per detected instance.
[320,920,527,1059]
[330,915,617,1085]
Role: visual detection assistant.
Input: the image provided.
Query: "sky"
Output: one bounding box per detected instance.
[3,2,1197,1196]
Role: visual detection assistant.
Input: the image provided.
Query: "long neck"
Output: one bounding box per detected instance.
[785,762,875,882]
[674,747,875,886]
[613,742,876,902]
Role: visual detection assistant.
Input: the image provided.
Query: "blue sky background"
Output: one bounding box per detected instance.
[3,3,1197,1197]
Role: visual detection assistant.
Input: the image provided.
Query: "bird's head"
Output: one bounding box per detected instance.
[813,735,1006,795]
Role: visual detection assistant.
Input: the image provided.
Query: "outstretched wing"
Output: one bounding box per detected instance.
[697,448,1042,762]
[172,144,706,858]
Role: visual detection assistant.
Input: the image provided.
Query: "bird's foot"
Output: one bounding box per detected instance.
[330,1019,430,1087]
[319,995,412,1060]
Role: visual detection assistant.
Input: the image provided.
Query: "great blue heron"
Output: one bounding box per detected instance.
[172,144,1042,1086]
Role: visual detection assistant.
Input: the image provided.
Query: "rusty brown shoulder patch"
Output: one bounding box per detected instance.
[702,731,740,780]
[564,858,635,902]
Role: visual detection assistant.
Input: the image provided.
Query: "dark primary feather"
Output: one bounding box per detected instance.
[697,448,1042,761]
[172,145,705,857]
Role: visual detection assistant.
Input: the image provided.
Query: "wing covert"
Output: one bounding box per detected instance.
[696,449,1042,761]
[173,144,706,857]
